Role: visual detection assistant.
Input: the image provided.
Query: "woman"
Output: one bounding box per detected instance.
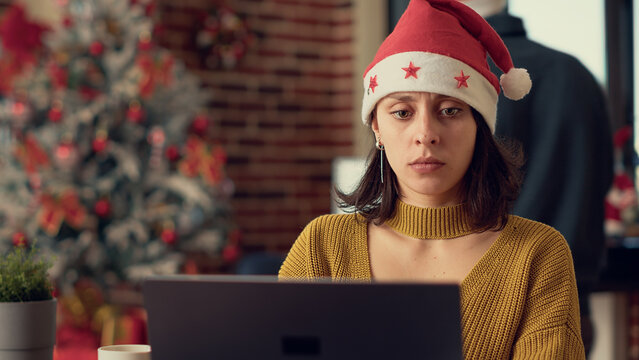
[279,0,584,358]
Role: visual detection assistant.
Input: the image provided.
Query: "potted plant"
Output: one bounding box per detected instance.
[0,244,56,360]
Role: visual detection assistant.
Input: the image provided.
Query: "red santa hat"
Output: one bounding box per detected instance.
[362,0,531,132]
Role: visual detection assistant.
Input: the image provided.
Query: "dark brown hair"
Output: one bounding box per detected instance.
[336,109,523,232]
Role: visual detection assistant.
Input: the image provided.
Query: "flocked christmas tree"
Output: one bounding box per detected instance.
[0,0,235,291]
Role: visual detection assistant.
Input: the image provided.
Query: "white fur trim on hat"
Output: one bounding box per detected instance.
[362,51,499,132]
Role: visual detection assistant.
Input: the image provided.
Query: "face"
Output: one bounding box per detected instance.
[372,92,477,207]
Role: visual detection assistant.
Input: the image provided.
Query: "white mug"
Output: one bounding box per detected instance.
[97,344,151,360]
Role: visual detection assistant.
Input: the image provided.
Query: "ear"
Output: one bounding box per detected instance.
[370,111,380,139]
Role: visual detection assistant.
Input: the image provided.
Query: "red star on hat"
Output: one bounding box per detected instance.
[402,61,420,79]
[454,70,470,88]
[369,75,378,93]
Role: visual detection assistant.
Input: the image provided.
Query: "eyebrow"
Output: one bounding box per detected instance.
[385,93,455,102]
[386,94,416,101]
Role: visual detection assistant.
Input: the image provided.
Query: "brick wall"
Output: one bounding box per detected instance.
[156,0,356,252]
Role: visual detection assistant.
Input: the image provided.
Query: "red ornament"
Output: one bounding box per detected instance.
[89,41,104,56]
[223,229,241,262]
[126,103,145,123]
[138,32,153,51]
[79,86,100,100]
[48,106,63,122]
[614,125,633,148]
[153,24,165,37]
[47,62,68,90]
[147,127,165,145]
[92,137,108,153]
[222,243,240,263]
[144,2,156,16]
[165,145,181,162]
[212,146,227,164]
[161,228,177,245]
[191,115,210,136]
[62,16,73,28]
[138,40,152,51]
[12,232,28,247]
[94,199,111,218]
[182,259,198,275]
[12,101,26,116]
[55,142,75,160]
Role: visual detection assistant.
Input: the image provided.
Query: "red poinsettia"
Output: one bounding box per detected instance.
[0,4,49,63]
[0,4,50,94]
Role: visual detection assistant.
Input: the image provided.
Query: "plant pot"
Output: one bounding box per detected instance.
[0,298,57,360]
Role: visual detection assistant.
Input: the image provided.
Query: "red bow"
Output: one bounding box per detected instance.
[39,190,87,236]
[178,136,226,185]
[14,135,50,173]
[136,53,174,98]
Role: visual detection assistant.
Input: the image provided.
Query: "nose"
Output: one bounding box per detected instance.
[415,112,440,145]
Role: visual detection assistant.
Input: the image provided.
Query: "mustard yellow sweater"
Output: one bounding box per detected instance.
[279,201,585,359]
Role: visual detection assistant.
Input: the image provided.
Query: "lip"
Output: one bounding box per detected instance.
[409,156,445,173]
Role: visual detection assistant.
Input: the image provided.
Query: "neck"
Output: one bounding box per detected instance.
[398,184,464,208]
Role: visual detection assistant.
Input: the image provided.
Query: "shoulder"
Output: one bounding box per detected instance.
[301,213,367,238]
[504,216,571,255]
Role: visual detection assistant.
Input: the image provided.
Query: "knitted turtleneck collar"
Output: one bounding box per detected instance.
[384,200,475,239]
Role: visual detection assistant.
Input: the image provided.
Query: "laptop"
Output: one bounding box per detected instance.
[143,275,462,360]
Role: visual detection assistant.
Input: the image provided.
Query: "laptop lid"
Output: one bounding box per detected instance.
[143,275,462,360]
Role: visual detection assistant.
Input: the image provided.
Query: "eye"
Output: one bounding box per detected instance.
[391,109,412,120]
[440,108,461,117]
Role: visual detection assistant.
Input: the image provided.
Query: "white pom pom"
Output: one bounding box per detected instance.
[500,68,532,100]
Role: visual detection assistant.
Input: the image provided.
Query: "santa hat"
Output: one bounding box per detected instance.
[361,0,531,132]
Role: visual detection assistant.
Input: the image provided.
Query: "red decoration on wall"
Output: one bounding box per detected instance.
[194,4,254,69]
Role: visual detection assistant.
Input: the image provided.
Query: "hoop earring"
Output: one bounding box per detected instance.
[375,139,384,184]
